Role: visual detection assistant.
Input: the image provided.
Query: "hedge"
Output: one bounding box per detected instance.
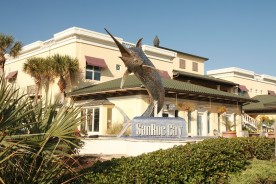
[73,137,275,184]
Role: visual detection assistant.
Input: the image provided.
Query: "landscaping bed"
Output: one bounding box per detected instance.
[71,137,275,184]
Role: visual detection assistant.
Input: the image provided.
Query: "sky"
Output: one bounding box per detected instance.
[2,0,276,76]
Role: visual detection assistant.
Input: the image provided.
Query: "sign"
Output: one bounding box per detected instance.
[131,117,187,138]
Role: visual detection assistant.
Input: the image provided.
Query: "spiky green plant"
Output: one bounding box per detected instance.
[0,76,83,183]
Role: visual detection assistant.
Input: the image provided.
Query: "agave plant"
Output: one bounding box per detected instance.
[0,76,83,183]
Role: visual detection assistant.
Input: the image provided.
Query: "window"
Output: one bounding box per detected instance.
[116,64,121,71]
[188,111,192,133]
[218,113,221,133]
[81,108,100,133]
[86,65,101,81]
[207,112,210,134]
[238,91,245,96]
[192,62,198,72]
[179,59,186,69]
[233,114,236,131]
[85,56,107,81]
[197,112,203,136]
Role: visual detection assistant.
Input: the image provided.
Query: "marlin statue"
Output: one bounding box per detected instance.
[105,28,165,117]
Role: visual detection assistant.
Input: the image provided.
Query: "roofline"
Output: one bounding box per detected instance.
[173,70,238,86]
[156,46,209,61]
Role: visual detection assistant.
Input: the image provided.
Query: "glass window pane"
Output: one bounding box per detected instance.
[207,112,210,134]
[93,108,100,132]
[86,71,93,80]
[81,109,86,132]
[86,65,93,70]
[197,115,202,136]
[218,113,221,132]
[188,111,191,133]
[87,109,92,132]
[94,66,100,72]
[94,72,101,81]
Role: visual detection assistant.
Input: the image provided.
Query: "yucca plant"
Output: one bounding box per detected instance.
[0,76,83,184]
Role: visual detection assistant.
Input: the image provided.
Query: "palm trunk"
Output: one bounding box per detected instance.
[34,79,41,105]
[44,78,50,105]
[0,55,5,76]
[58,76,66,104]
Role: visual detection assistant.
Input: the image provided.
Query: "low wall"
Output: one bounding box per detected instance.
[78,137,205,156]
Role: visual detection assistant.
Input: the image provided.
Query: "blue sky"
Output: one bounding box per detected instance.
[2,0,276,76]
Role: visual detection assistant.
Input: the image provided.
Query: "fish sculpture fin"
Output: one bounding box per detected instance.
[120,69,131,88]
[135,38,143,47]
[105,28,131,57]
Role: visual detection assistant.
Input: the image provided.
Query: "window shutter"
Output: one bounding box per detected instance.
[179,59,186,69]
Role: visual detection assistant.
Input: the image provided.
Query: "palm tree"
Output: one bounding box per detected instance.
[23,57,44,104]
[0,34,22,76]
[52,54,79,100]
[41,56,56,104]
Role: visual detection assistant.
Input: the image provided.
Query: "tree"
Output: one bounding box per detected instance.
[0,75,82,183]
[23,57,44,104]
[52,54,79,100]
[0,33,22,75]
[41,56,56,104]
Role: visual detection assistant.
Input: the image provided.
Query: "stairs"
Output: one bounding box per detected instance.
[242,113,259,131]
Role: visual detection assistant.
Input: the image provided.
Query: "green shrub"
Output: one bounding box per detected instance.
[74,137,275,184]
[228,159,276,184]
[0,76,83,183]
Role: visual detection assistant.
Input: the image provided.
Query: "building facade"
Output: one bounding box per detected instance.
[207,67,276,128]
[4,27,253,137]
[207,67,276,98]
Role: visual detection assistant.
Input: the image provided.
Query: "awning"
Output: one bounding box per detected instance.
[159,70,170,79]
[85,56,107,68]
[6,71,18,80]
[239,85,248,92]
[268,90,276,96]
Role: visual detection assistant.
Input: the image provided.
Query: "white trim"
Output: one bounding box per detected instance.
[207,67,255,76]
[142,45,177,58]
[6,27,177,65]
[207,67,276,85]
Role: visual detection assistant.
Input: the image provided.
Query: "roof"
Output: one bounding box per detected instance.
[156,46,209,61]
[243,95,276,111]
[70,75,254,104]
[173,70,238,86]
[79,99,114,106]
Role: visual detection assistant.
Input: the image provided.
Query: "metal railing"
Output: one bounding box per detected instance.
[242,113,259,129]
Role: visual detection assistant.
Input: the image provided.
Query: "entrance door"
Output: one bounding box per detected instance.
[81,108,100,134]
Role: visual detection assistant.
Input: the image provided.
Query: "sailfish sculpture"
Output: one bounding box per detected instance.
[105,28,165,117]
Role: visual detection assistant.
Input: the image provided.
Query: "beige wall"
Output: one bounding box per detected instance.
[175,53,205,75]
[207,68,276,98]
